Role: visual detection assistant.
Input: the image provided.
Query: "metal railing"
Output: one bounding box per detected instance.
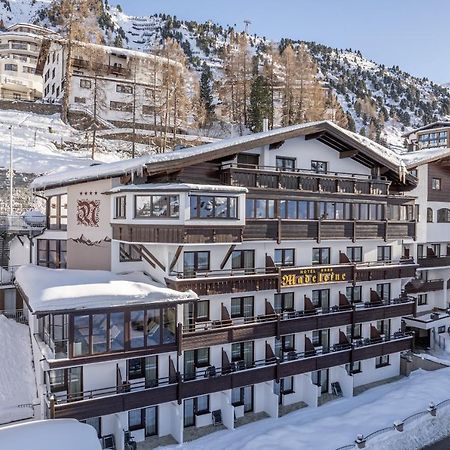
[0,308,27,324]
[335,397,450,449]
[0,215,46,231]
[48,332,412,406]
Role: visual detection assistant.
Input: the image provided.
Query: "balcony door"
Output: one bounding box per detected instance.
[312,369,329,394]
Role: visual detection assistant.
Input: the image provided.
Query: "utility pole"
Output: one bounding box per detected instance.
[244,20,251,34]
[91,75,98,159]
[132,69,137,158]
[8,126,13,216]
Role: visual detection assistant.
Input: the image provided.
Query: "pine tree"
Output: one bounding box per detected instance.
[199,62,214,123]
[248,75,271,132]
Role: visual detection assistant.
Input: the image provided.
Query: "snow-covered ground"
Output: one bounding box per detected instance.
[0,314,36,425]
[162,368,450,450]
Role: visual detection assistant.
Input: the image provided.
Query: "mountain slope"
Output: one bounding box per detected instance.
[2,0,450,148]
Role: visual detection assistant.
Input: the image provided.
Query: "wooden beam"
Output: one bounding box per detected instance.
[139,246,166,271]
[220,245,236,270]
[305,131,325,141]
[339,149,359,159]
[169,245,183,273]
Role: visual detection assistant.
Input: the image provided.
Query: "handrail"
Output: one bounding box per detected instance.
[48,332,412,406]
[182,297,415,333]
[170,259,416,280]
[221,163,389,182]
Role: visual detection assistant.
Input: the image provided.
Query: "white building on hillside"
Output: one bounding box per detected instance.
[36,38,179,128]
[0,23,55,101]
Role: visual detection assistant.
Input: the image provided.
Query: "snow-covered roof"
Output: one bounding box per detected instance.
[401,146,450,169]
[402,121,450,138]
[105,183,248,194]
[15,265,197,313]
[0,419,101,450]
[32,120,412,190]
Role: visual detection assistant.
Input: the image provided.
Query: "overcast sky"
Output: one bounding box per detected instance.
[111,0,450,84]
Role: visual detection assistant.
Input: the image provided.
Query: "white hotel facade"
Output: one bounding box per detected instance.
[5,120,450,448]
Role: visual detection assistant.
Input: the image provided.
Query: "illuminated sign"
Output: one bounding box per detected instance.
[281,267,349,287]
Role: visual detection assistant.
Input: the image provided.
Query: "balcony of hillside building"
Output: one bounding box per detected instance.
[403,309,450,332]
[404,278,447,294]
[0,212,46,237]
[417,244,450,268]
[165,258,417,296]
[71,57,132,77]
[45,332,413,421]
[180,295,416,350]
[220,163,392,196]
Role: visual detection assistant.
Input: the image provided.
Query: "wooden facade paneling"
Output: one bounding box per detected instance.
[404,279,444,294]
[112,224,243,244]
[428,162,450,202]
[418,256,450,268]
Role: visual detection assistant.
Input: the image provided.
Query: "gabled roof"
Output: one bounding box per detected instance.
[402,121,450,138]
[401,146,450,169]
[31,120,416,190]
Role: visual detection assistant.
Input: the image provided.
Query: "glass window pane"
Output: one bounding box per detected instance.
[73,315,90,356]
[215,197,228,217]
[151,196,168,217]
[146,309,161,346]
[92,314,108,354]
[162,307,176,344]
[135,196,152,217]
[110,312,124,351]
[145,406,157,436]
[199,196,214,218]
[130,311,145,348]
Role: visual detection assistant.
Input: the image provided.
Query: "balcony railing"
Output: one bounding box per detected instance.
[417,255,450,268]
[404,278,445,294]
[0,266,16,285]
[0,308,27,324]
[0,215,46,233]
[221,163,390,196]
[182,297,416,334]
[48,332,412,410]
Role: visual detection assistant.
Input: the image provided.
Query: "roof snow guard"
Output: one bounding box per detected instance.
[30,121,417,190]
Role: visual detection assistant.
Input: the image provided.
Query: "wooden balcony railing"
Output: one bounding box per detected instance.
[404,279,445,294]
[417,256,450,268]
[243,219,416,242]
[49,333,413,420]
[220,164,390,196]
[166,260,417,295]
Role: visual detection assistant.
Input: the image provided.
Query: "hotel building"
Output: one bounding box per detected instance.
[11,120,422,448]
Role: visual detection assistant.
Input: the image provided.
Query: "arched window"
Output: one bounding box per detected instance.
[437,208,450,223]
[427,208,433,223]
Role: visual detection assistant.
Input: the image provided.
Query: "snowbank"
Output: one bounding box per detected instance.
[106,183,248,194]
[0,419,101,450]
[0,315,36,425]
[164,368,450,450]
[15,265,197,312]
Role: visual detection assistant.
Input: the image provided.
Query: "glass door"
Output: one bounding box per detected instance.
[183,399,195,427]
[68,367,82,401]
[145,406,157,437]
[145,356,158,388]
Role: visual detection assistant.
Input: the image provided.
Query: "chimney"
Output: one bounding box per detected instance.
[262,118,269,132]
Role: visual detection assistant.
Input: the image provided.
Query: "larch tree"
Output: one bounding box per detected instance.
[248,74,271,132]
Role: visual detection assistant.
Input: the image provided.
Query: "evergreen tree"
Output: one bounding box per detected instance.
[248,75,271,132]
[199,62,214,122]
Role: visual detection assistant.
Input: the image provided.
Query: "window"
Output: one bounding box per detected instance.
[376,283,391,302]
[127,356,158,387]
[142,105,155,115]
[376,319,390,336]
[246,199,275,219]
[184,396,210,427]
[92,314,108,354]
[37,239,67,268]
[347,323,362,340]
[196,300,209,321]
[280,376,294,394]
[346,361,361,375]
[183,251,210,276]
[274,292,294,313]
[116,84,133,94]
[275,334,295,356]
[74,96,86,104]
[419,131,448,148]
[119,243,142,262]
[135,195,179,218]
[231,250,255,272]
[22,66,34,74]
[437,209,450,223]
[80,79,91,89]
[432,178,441,190]
[438,326,446,334]
[311,160,328,173]
[427,208,434,223]
[48,366,82,400]
[128,409,144,431]
[184,348,210,381]
[183,300,209,329]
[114,196,126,218]
[346,286,362,304]
[4,63,18,71]
[312,329,330,348]
[418,294,427,306]
[231,341,254,368]
[237,153,260,167]
[312,247,330,265]
[274,248,295,267]
[375,355,390,368]
[110,101,132,112]
[231,386,253,412]
[231,296,254,319]
[276,157,296,170]
[190,195,238,219]
[312,289,330,310]
[377,246,391,262]
[346,246,362,263]
[48,194,67,230]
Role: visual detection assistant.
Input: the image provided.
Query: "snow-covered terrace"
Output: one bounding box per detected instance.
[15,265,197,313]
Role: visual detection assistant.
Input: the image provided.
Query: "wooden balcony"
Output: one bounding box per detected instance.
[243,219,416,242]
[417,256,450,268]
[166,260,417,296]
[112,224,244,244]
[220,164,390,196]
[181,298,416,351]
[50,333,413,420]
[404,279,445,294]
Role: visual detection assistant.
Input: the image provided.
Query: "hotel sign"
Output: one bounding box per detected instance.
[281,266,352,288]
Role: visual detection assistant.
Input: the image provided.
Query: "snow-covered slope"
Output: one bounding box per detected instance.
[0,314,36,425]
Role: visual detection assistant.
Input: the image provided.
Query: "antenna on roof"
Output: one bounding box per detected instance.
[244,20,251,34]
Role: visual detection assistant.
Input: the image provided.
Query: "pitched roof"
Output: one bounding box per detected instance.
[402,121,450,138]
[31,120,416,190]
